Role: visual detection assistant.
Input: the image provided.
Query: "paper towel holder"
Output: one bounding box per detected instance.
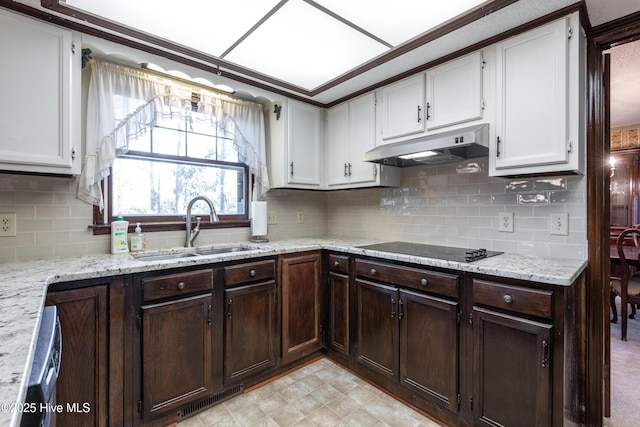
[251,201,269,243]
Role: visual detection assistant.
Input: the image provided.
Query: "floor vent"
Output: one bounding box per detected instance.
[177,384,244,420]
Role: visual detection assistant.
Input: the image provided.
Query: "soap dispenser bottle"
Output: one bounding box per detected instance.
[111,215,129,254]
[130,222,146,252]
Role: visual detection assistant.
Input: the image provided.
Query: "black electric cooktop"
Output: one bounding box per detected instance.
[357,242,503,263]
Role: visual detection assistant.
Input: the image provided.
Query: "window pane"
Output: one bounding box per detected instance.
[112,157,245,216]
[188,132,218,159]
[152,126,186,156]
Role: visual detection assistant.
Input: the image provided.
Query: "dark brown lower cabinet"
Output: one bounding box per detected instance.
[472,307,552,427]
[328,268,350,355]
[141,293,213,419]
[280,251,323,364]
[355,278,460,411]
[46,285,108,427]
[223,281,277,385]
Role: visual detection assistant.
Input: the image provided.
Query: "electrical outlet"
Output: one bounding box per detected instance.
[296,210,304,224]
[551,213,569,235]
[267,211,277,225]
[498,212,514,233]
[0,213,17,237]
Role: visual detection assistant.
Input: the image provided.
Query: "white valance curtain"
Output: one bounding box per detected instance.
[78,60,269,210]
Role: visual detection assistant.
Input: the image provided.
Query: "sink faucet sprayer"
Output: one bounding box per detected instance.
[185,196,219,247]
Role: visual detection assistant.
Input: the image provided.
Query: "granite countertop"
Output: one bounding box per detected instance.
[0,236,587,426]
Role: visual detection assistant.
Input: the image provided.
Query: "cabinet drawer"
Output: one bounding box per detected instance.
[328,254,350,274]
[142,269,213,301]
[355,259,458,298]
[225,260,276,286]
[472,279,553,319]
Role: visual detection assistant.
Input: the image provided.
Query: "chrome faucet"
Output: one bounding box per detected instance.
[185,196,219,247]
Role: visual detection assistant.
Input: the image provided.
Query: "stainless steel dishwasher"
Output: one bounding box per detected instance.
[21,306,62,427]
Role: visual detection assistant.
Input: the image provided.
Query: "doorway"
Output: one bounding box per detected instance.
[605,38,640,426]
[587,13,640,425]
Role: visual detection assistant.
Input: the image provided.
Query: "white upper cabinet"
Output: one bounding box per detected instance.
[267,99,323,189]
[490,13,584,176]
[426,51,483,131]
[327,93,400,189]
[0,10,81,175]
[378,74,425,142]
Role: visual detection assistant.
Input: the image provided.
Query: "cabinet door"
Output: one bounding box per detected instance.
[355,279,399,380]
[224,281,277,385]
[0,10,80,174]
[380,74,425,141]
[472,307,552,427]
[426,51,483,130]
[494,18,569,171]
[280,252,323,364]
[399,290,459,412]
[288,100,322,186]
[46,286,108,427]
[326,102,350,186]
[348,93,378,185]
[141,294,212,419]
[328,270,350,355]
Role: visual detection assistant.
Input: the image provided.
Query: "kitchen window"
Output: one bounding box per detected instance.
[80,60,268,233]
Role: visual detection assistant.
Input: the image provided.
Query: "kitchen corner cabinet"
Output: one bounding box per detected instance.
[426,51,484,131]
[490,13,584,177]
[354,259,460,412]
[0,9,81,175]
[280,251,323,364]
[139,269,214,421]
[378,74,426,142]
[223,259,277,386]
[45,284,109,427]
[326,254,350,355]
[471,279,554,426]
[267,99,323,189]
[327,93,400,188]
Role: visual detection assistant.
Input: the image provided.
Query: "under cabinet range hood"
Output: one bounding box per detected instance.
[364,123,490,167]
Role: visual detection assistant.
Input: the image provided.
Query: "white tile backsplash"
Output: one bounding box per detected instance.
[0,158,587,262]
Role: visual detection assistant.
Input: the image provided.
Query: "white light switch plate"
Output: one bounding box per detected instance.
[551,213,569,235]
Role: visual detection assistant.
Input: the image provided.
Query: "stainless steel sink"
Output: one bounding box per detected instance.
[133,251,199,261]
[195,246,252,255]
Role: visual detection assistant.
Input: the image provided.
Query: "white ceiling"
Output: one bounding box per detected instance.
[5,0,640,115]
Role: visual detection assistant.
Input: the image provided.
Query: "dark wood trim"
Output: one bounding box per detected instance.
[91,220,250,236]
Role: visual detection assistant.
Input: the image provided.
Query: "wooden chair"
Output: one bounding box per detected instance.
[611,228,640,340]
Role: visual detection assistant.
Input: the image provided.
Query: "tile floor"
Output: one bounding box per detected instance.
[178,357,444,427]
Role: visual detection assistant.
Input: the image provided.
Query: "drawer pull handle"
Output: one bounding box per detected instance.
[334,261,340,267]
[250,269,256,277]
[503,294,513,304]
[177,281,186,290]
[421,278,428,286]
[370,268,377,275]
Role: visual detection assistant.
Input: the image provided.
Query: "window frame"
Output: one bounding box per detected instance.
[91,146,252,236]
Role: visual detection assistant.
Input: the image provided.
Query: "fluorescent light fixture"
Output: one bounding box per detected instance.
[399,151,438,160]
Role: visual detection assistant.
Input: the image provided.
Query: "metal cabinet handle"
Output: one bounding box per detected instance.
[290,162,294,176]
[503,294,513,304]
[177,281,185,290]
[250,269,256,277]
[420,278,428,286]
[348,163,352,176]
[398,299,404,320]
[344,163,348,177]
[417,105,422,123]
[496,137,501,158]
[207,305,211,325]
[391,298,396,317]
[227,299,233,319]
[370,268,377,275]
[426,102,431,120]
[541,339,549,367]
